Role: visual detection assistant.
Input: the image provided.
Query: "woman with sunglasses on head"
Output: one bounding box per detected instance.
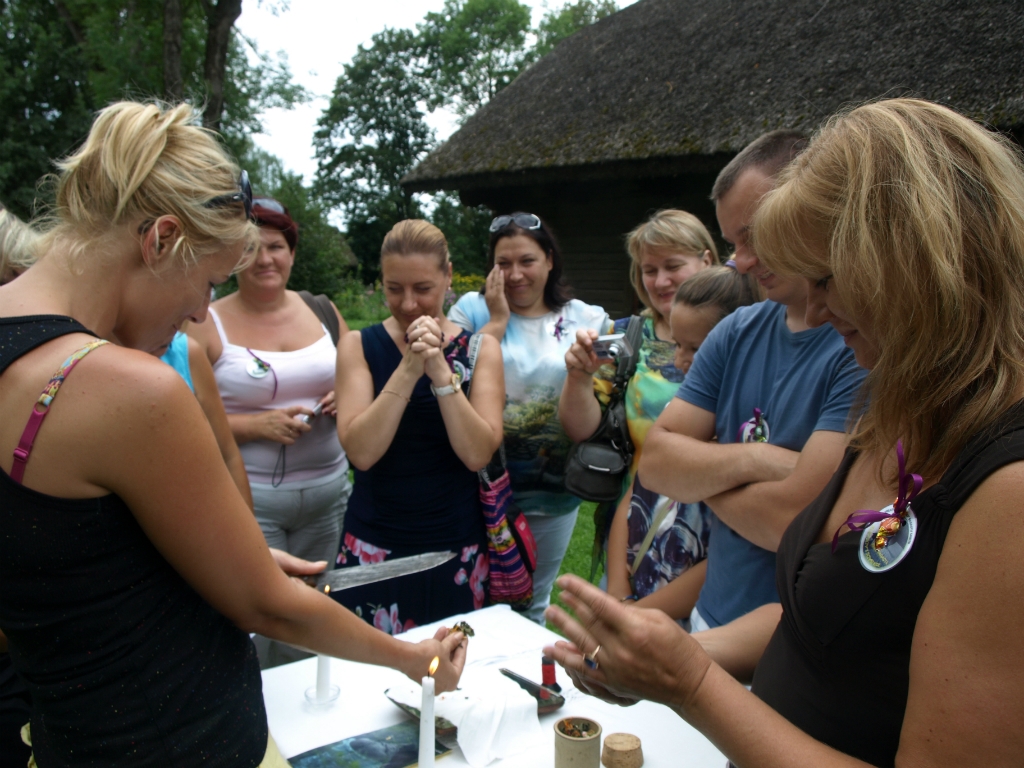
[188,197,353,667]
[0,102,467,768]
[332,220,504,632]
[448,212,611,623]
[545,98,1024,768]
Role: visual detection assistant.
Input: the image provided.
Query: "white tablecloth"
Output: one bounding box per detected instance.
[262,605,727,767]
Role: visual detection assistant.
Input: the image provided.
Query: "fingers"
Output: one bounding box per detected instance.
[440,629,466,655]
[269,548,327,576]
[283,405,314,417]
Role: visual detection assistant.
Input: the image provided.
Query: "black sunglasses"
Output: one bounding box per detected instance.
[489,212,542,233]
[205,170,253,220]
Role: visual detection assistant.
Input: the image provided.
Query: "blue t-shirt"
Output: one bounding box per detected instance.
[449,292,611,516]
[159,332,194,392]
[678,300,867,628]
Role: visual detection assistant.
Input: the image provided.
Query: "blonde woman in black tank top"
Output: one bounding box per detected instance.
[0,102,467,768]
[542,99,1024,768]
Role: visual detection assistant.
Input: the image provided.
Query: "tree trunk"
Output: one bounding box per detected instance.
[202,0,243,131]
[163,0,183,101]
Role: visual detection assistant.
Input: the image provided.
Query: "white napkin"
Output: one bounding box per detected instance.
[388,669,544,767]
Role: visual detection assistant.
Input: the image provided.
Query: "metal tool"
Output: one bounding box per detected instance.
[315,551,456,592]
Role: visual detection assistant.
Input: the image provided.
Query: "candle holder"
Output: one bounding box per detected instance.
[304,654,340,708]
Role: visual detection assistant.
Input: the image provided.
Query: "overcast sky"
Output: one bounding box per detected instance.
[236,1,638,184]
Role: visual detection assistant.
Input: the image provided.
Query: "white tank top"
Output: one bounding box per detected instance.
[208,307,347,485]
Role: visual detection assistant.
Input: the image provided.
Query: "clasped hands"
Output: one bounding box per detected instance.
[403,316,454,387]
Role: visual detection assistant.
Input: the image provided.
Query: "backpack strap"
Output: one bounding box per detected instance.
[11,339,109,484]
[298,291,340,346]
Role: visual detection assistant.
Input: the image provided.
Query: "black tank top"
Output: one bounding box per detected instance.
[751,403,1024,767]
[0,316,267,767]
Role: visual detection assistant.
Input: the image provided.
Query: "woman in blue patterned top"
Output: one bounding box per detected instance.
[449,213,611,623]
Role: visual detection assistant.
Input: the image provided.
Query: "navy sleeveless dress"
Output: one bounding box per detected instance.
[332,325,487,634]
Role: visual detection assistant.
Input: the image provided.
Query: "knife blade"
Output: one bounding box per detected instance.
[315,551,457,592]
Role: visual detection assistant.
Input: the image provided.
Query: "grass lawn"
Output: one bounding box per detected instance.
[547,501,603,634]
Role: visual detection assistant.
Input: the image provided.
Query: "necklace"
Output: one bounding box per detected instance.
[832,440,923,573]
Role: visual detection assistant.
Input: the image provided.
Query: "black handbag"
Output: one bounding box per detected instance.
[563,315,645,502]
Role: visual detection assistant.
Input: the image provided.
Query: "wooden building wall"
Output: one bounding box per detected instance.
[462,170,724,319]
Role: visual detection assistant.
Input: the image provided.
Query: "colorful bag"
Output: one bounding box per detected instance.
[466,334,537,610]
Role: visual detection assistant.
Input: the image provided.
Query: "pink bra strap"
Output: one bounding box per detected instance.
[10,339,109,484]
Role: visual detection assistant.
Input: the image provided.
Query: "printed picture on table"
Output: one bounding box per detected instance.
[289,720,450,768]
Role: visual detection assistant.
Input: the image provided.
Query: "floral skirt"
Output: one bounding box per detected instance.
[331,531,488,635]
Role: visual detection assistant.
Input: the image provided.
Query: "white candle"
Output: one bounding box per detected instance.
[418,671,436,766]
[316,654,330,702]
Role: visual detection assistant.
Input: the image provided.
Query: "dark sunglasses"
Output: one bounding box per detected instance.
[489,212,542,233]
[253,197,287,215]
[205,170,253,220]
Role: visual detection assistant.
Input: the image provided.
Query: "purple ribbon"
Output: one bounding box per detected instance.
[737,407,765,443]
[246,348,278,401]
[831,439,923,553]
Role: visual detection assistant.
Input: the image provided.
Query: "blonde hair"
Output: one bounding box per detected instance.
[41,101,256,270]
[0,206,41,280]
[380,219,449,268]
[673,265,760,323]
[626,209,719,321]
[755,98,1024,481]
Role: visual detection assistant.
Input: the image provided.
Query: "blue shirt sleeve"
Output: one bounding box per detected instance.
[675,311,736,412]
[813,351,868,433]
[448,292,487,332]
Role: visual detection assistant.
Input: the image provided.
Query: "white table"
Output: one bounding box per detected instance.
[262,605,727,767]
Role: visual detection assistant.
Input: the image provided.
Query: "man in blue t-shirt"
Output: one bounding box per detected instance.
[640,130,867,631]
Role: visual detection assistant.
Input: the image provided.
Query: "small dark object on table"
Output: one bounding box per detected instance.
[450,620,475,637]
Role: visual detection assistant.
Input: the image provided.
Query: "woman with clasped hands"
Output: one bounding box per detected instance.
[0,102,466,768]
[545,99,1024,768]
[332,220,504,632]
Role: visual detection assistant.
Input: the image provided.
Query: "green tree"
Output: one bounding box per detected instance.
[535,0,618,57]
[430,193,491,275]
[313,28,433,281]
[0,0,305,217]
[420,0,533,118]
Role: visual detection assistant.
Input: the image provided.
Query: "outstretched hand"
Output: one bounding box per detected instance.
[543,574,712,710]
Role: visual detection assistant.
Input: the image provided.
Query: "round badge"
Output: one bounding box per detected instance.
[858,504,918,573]
[739,415,770,443]
[246,358,270,379]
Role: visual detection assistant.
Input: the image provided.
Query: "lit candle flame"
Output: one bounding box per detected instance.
[428,656,439,677]
[323,584,331,594]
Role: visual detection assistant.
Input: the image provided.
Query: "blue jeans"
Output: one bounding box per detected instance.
[521,507,580,625]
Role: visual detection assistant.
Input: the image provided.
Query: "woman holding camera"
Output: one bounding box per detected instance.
[558,210,719,600]
[449,213,610,623]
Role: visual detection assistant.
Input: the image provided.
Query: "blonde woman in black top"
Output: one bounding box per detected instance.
[0,102,466,767]
[543,99,1024,768]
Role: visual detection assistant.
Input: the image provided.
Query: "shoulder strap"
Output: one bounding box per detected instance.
[466,332,507,482]
[11,339,109,484]
[612,315,644,392]
[298,290,340,346]
[630,496,674,577]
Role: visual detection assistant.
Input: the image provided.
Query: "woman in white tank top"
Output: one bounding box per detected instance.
[189,198,351,667]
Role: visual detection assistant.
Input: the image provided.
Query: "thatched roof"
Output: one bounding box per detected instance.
[404,0,1024,192]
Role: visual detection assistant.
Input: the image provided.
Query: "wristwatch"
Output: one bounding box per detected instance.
[430,370,462,397]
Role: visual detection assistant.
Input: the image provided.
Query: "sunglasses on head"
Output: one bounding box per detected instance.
[489,212,542,233]
[205,170,253,220]
[253,197,287,215]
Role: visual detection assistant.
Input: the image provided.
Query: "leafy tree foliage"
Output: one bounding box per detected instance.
[313,28,433,282]
[535,0,619,57]
[0,0,304,218]
[420,0,533,118]
[431,193,491,275]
